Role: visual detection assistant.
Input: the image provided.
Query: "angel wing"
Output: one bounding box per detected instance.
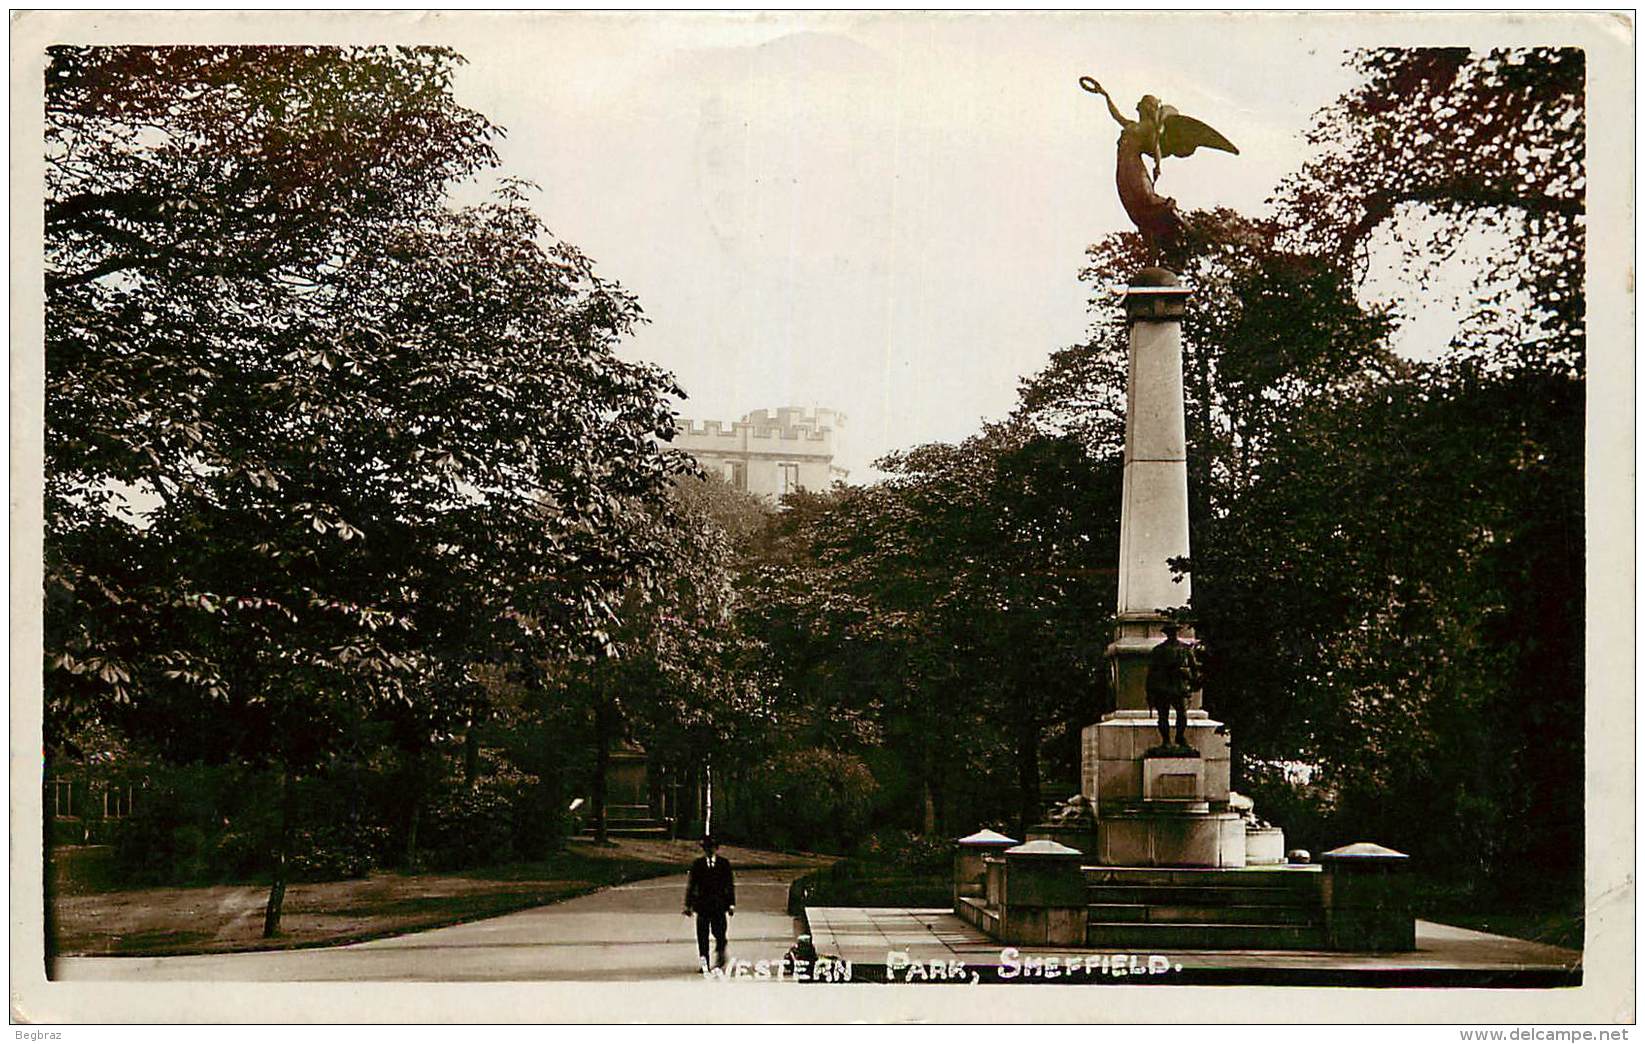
[1159,112,1238,159]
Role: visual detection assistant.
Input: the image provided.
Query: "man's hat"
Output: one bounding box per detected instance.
[1161,620,1182,633]
[700,834,718,849]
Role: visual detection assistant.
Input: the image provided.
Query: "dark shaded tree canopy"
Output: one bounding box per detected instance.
[45,46,692,768]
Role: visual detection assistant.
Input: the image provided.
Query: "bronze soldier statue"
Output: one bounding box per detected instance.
[1079,76,1238,262]
[1145,621,1201,750]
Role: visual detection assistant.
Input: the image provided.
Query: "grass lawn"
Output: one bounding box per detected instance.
[49,837,825,958]
[1410,876,1584,951]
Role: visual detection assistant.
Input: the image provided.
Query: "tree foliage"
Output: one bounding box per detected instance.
[44,45,692,929]
[1265,47,1585,891]
[1278,47,1584,374]
[739,426,1116,836]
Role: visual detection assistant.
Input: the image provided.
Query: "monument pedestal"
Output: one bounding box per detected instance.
[1095,809,1248,867]
[1082,709,1247,867]
[1080,271,1255,869]
[1083,711,1231,801]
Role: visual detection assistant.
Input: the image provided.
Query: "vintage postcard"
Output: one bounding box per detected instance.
[10,9,1634,1026]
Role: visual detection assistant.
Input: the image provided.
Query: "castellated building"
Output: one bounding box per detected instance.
[673,407,847,500]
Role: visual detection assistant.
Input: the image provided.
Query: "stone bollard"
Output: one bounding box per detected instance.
[1000,840,1087,947]
[1319,842,1415,951]
[953,829,1017,910]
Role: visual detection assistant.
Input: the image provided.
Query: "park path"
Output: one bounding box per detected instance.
[52,865,810,982]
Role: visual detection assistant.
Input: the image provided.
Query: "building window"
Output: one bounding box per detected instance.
[725,461,746,491]
[779,462,801,494]
[49,779,73,818]
[103,784,135,819]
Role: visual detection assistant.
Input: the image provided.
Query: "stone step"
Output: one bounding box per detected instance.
[1086,884,1319,907]
[582,823,671,838]
[1087,903,1324,926]
[1083,866,1321,890]
[1084,921,1329,950]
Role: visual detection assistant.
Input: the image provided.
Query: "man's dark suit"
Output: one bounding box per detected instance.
[684,854,736,964]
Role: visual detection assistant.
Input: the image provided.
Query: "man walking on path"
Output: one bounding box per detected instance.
[683,835,736,969]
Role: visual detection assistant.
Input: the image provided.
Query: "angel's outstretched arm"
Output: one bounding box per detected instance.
[1103,92,1129,128]
[1080,77,1131,128]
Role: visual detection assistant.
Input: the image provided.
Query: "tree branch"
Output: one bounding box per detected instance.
[1346,183,1583,248]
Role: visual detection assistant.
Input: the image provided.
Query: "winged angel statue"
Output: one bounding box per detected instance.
[1080,76,1238,261]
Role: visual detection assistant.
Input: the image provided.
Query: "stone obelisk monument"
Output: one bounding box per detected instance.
[1081,268,1254,867]
[1113,267,1194,692]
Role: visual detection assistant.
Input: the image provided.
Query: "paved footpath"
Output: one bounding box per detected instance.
[807,908,1583,987]
[53,867,809,982]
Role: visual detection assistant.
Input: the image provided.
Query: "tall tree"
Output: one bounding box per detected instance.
[44,46,691,932]
[568,483,774,843]
[1273,47,1585,894]
[749,425,1117,836]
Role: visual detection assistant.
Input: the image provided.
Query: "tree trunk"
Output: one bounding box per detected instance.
[404,798,422,869]
[1016,717,1040,840]
[348,720,362,838]
[919,738,938,835]
[403,747,426,869]
[262,766,294,938]
[463,723,480,786]
[647,761,664,822]
[591,702,612,844]
[930,757,949,837]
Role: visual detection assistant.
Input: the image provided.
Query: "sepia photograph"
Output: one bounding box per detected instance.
[10,9,1634,1026]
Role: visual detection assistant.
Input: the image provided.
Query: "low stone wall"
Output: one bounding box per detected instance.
[952,831,1414,952]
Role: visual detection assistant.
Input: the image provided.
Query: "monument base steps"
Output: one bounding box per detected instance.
[1083,865,1328,950]
[1084,902,1321,925]
[1084,921,1327,950]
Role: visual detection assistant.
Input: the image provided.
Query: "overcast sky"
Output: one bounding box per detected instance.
[438,13,1558,478]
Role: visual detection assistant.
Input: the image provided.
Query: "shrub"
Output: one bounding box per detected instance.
[109,764,279,885]
[289,822,393,881]
[210,828,271,880]
[1241,759,1338,856]
[787,857,952,914]
[106,762,407,885]
[738,748,877,854]
[855,828,950,874]
[419,778,519,871]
